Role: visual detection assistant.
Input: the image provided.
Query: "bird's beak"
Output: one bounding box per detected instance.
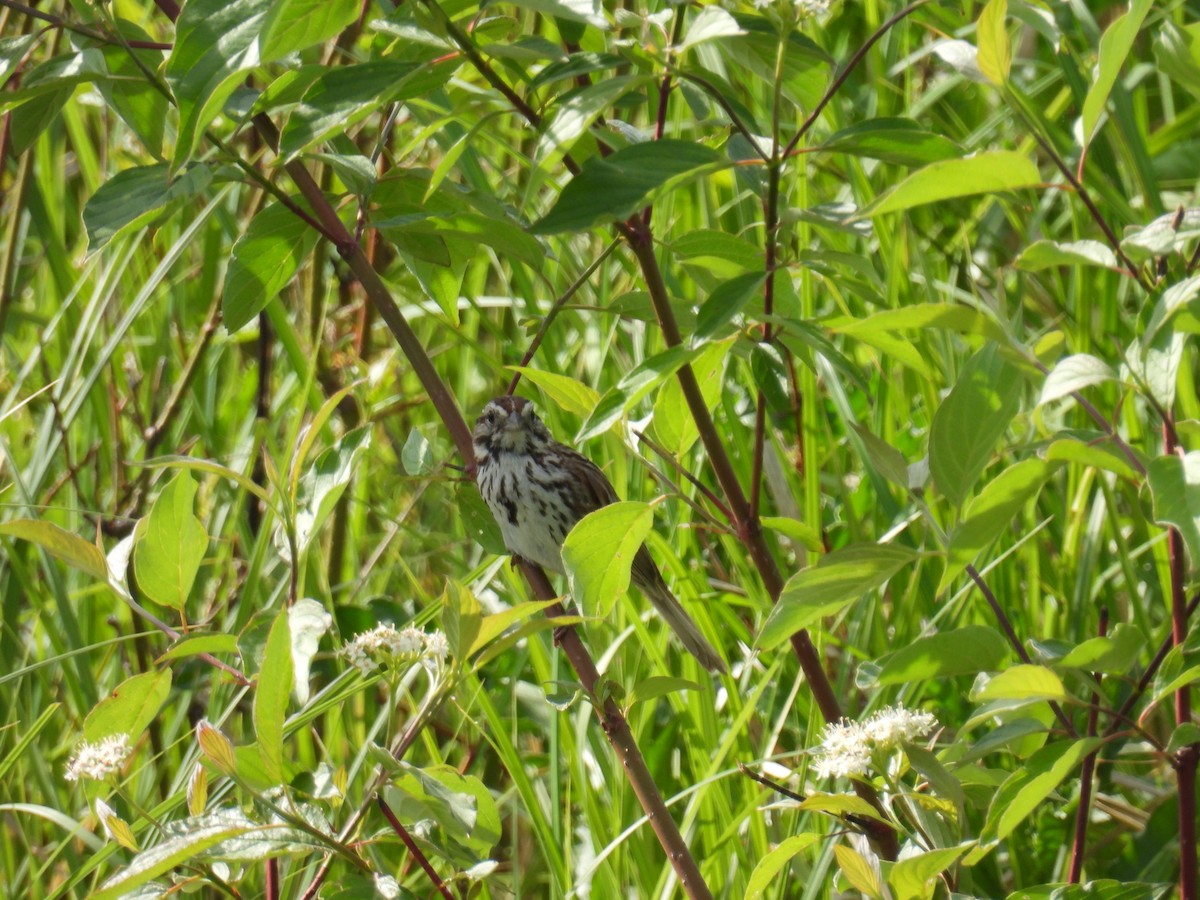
[503,410,523,431]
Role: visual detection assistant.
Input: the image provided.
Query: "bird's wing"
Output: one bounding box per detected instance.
[558,444,621,511]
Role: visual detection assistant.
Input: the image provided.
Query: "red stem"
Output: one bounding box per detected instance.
[1165,420,1198,900]
[1068,607,1107,883]
[376,796,456,900]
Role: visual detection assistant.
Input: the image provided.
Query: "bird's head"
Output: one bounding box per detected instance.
[473,395,551,458]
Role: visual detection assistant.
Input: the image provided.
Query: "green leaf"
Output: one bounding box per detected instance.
[133,473,208,610]
[138,455,275,509]
[678,7,745,53]
[671,228,762,271]
[577,345,700,441]
[1016,239,1120,271]
[167,0,271,168]
[966,738,1103,864]
[1045,437,1140,482]
[1147,452,1200,571]
[0,519,107,580]
[850,424,910,489]
[292,426,372,553]
[459,484,507,556]
[158,634,241,662]
[0,49,108,111]
[260,0,359,59]
[1144,275,1200,348]
[84,164,212,250]
[1080,0,1153,149]
[863,152,1040,217]
[509,368,601,418]
[443,582,482,662]
[745,834,822,900]
[1057,624,1145,674]
[289,598,331,705]
[1155,21,1200,100]
[278,59,456,159]
[8,87,69,154]
[760,517,824,553]
[469,599,560,657]
[890,844,972,900]
[834,844,884,899]
[254,609,294,784]
[758,544,918,651]
[384,763,502,859]
[695,272,766,341]
[941,458,1054,591]
[651,339,730,455]
[505,0,608,29]
[796,792,890,823]
[821,118,962,167]
[223,203,320,332]
[562,502,654,618]
[929,345,1024,509]
[531,140,725,234]
[975,0,1010,84]
[627,676,703,707]
[536,76,642,168]
[91,823,257,900]
[1038,353,1117,406]
[401,428,433,476]
[872,625,1009,686]
[973,665,1066,702]
[95,26,170,158]
[83,670,172,742]
[830,302,1009,345]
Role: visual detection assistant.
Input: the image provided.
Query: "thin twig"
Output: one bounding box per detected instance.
[965,563,1076,736]
[376,796,456,900]
[506,238,621,395]
[782,0,932,158]
[1069,608,1107,883]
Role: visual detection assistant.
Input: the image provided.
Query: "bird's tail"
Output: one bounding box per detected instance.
[641,576,727,674]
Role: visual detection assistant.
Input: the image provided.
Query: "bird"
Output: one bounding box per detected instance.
[472,395,726,672]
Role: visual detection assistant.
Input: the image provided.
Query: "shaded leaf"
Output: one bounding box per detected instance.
[863,152,1040,216]
[531,140,724,234]
[758,544,918,651]
[223,203,320,332]
[1015,239,1119,271]
[872,626,1010,686]
[1147,452,1200,570]
[930,345,1025,508]
[0,519,107,580]
[821,118,962,167]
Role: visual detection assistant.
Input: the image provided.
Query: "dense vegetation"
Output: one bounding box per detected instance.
[1,0,1199,897]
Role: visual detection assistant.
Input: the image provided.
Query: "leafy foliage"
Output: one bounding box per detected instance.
[1,0,1198,897]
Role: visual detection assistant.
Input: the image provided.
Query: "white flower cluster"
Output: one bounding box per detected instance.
[341,624,450,675]
[751,0,831,17]
[812,704,937,780]
[64,733,132,783]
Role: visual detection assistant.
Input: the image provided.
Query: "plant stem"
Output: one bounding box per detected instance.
[625,226,897,858]
[1068,607,1107,883]
[520,562,714,900]
[376,796,456,900]
[1165,420,1198,900]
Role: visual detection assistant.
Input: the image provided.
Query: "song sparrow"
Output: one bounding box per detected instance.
[473,395,725,672]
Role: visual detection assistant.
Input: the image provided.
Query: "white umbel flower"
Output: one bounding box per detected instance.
[863,704,938,749]
[342,624,451,674]
[810,704,938,780]
[65,734,132,783]
[812,719,872,779]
